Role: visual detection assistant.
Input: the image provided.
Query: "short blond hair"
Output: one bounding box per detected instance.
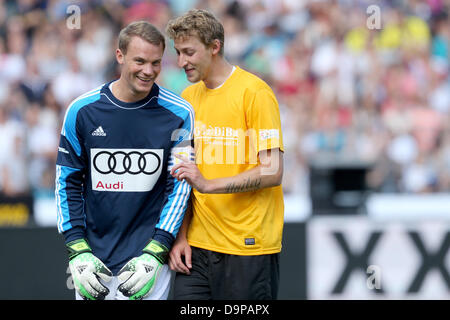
[166,9,224,56]
[118,21,165,54]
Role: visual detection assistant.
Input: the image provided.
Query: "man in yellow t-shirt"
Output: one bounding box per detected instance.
[166,9,284,299]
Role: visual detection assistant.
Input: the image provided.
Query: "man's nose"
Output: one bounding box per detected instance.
[142,63,154,77]
[177,54,187,68]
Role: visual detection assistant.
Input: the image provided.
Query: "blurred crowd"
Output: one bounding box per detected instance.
[0,0,449,199]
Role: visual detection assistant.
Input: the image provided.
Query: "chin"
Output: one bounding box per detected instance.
[135,81,153,91]
[187,74,201,83]
[130,85,150,98]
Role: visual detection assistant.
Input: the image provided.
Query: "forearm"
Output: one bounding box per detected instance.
[205,165,280,194]
[155,174,191,245]
[176,199,192,239]
[172,148,283,195]
[56,165,86,240]
[203,148,283,194]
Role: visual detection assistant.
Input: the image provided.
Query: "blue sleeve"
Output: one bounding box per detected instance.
[154,89,194,247]
[56,129,87,241]
[55,93,98,242]
[55,163,86,242]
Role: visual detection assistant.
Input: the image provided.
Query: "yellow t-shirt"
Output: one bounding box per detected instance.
[181,66,284,255]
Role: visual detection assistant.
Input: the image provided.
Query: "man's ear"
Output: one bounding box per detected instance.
[116,48,124,65]
[210,39,222,56]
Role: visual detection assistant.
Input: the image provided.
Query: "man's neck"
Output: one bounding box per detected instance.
[111,78,150,103]
[203,58,234,89]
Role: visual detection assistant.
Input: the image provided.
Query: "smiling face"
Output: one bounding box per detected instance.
[116,36,163,100]
[173,34,215,83]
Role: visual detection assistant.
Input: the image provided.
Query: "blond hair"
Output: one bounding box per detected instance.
[166,9,224,56]
[118,21,165,54]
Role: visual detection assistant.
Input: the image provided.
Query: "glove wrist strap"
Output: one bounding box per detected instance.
[142,239,168,264]
[66,238,92,260]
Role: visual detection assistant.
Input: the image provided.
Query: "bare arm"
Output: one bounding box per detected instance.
[206,148,283,193]
[170,148,283,194]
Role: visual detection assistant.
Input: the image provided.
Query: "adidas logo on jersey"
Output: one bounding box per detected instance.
[92,126,106,136]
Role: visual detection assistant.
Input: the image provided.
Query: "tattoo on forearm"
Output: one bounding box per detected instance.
[225,178,262,193]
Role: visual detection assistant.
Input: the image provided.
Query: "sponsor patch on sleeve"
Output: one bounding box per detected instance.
[259,129,279,141]
[169,146,195,169]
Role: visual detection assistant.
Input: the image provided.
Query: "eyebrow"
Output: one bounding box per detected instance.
[133,56,162,63]
[174,43,195,51]
[174,47,195,55]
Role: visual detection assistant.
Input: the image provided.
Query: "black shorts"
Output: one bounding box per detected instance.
[173,246,279,300]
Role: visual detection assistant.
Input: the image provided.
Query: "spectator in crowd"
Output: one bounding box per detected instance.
[0,0,449,199]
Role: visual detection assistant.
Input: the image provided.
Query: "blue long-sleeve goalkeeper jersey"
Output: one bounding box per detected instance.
[55,81,194,274]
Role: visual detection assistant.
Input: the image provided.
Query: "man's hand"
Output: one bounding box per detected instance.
[67,238,113,300]
[117,240,168,300]
[170,154,209,193]
[169,234,192,275]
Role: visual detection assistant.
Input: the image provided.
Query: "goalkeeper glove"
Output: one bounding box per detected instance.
[117,239,168,300]
[66,238,113,300]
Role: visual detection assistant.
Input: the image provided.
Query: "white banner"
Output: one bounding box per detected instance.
[308,216,450,299]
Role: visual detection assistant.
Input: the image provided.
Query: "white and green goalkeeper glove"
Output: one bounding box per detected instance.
[66,238,113,300]
[117,239,168,300]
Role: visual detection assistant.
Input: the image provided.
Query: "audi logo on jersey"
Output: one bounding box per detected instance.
[93,150,161,175]
[90,148,163,192]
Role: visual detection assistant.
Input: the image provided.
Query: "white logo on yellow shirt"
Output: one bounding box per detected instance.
[193,121,279,165]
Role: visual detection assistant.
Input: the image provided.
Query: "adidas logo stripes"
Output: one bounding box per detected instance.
[92,126,106,136]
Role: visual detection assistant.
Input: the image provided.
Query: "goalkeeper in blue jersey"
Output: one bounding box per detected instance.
[55,21,194,300]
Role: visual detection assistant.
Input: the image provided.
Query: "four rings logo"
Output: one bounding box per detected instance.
[93,150,161,175]
[91,148,163,192]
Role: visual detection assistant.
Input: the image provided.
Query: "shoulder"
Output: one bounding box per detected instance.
[236,67,274,96]
[180,82,203,100]
[234,68,279,114]
[67,84,103,111]
[157,85,194,120]
[61,85,104,133]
